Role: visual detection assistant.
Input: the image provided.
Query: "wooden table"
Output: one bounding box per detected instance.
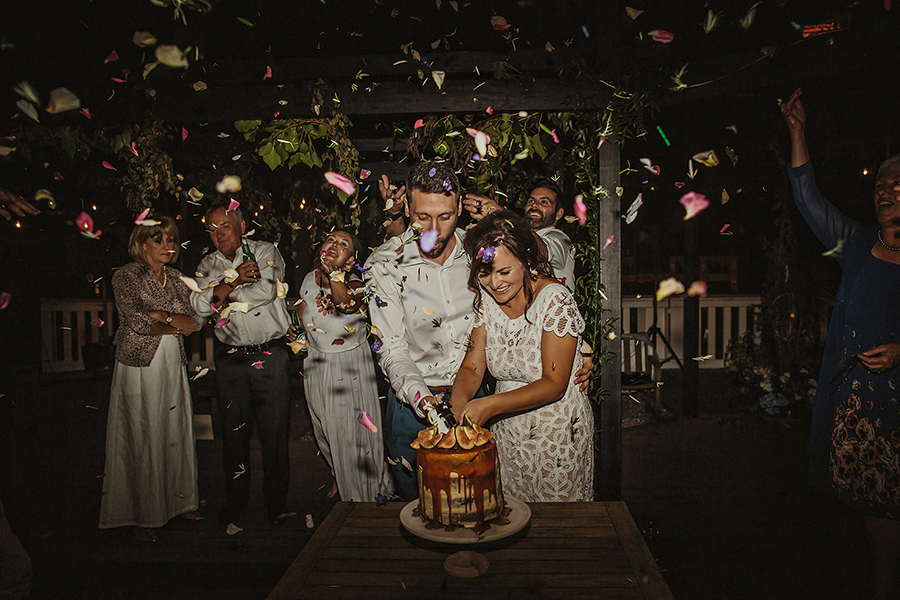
[268,501,674,599]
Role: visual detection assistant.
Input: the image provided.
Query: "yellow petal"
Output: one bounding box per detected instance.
[692,150,719,167]
[344,326,357,334]
[193,81,208,92]
[656,277,685,302]
[34,189,54,203]
[142,61,159,80]
[275,280,288,299]
[13,81,41,107]
[188,187,204,202]
[431,70,445,90]
[155,44,189,68]
[625,6,644,19]
[132,31,158,47]
[422,307,435,315]
[223,268,239,283]
[721,189,730,204]
[369,324,382,338]
[229,301,249,313]
[45,88,81,114]
[179,276,205,293]
[266,260,275,267]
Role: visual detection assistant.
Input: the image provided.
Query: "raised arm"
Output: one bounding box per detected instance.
[782,88,810,168]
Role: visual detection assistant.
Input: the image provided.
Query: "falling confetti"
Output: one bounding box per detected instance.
[251,361,264,369]
[324,171,356,196]
[216,176,242,194]
[686,280,708,297]
[656,277,685,302]
[680,192,710,220]
[358,411,378,433]
[648,30,674,43]
[419,229,439,252]
[574,194,587,226]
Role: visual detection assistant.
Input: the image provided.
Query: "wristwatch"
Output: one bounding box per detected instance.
[166,312,172,325]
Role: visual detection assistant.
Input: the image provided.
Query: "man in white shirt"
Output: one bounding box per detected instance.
[190,205,292,528]
[365,161,476,500]
[463,180,576,293]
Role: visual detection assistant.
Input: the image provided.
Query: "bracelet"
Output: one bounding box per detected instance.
[225,280,235,289]
[385,211,404,222]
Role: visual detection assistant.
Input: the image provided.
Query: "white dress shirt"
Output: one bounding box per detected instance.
[536,226,576,293]
[364,227,475,416]
[190,238,290,346]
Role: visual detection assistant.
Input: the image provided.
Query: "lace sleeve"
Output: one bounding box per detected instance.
[540,285,584,339]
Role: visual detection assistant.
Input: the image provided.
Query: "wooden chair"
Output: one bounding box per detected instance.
[621,332,663,419]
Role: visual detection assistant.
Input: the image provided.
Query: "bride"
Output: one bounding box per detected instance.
[450,211,593,502]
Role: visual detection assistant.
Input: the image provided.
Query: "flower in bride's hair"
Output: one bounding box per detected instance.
[476,246,495,263]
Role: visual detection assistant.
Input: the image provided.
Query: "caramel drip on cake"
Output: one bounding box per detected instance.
[412,422,504,529]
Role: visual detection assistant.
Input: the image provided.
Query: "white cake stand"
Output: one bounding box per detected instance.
[399,496,531,544]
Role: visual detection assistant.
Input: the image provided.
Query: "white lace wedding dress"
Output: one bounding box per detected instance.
[478,282,594,502]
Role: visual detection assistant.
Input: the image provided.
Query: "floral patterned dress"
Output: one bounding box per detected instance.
[477,283,594,502]
[831,254,900,518]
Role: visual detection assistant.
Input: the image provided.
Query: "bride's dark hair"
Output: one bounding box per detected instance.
[462,210,554,315]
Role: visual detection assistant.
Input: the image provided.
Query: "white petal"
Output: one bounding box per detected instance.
[155,44,189,69]
[132,31,158,47]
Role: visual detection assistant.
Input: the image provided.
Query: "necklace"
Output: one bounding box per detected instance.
[878,230,900,252]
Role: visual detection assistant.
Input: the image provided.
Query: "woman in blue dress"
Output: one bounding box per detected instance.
[785,88,900,600]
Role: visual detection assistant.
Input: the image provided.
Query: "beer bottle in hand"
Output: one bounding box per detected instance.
[241,238,260,279]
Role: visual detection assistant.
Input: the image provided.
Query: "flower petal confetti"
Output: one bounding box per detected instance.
[13,81,41,107]
[686,280,708,297]
[216,176,242,194]
[90,317,104,328]
[45,88,81,114]
[625,6,644,19]
[0,292,10,310]
[358,411,378,433]
[324,171,356,196]
[419,229,439,253]
[431,70,445,89]
[104,51,119,63]
[648,30,674,43]
[656,277,685,302]
[639,158,660,175]
[76,212,94,233]
[223,268,239,284]
[133,31,157,47]
[15,100,39,122]
[155,44,189,68]
[180,276,205,293]
[191,367,210,380]
[680,192,710,220]
[101,161,116,171]
[401,456,413,472]
[692,150,720,167]
[251,361,264,369]
[275,280,288,299]
[574,194,587,226]
[624,193,643,224]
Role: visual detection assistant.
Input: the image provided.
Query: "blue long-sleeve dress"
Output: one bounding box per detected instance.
[790,161,900,519]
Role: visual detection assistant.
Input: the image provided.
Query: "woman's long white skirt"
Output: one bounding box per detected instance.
[304,343,394,502]
[99,335,198,528]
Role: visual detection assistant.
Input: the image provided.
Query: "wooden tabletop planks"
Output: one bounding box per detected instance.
[268,501,672,600]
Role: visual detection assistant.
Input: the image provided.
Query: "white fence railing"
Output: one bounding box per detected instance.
[40,298,215,373]
[622,295,761,369]
[41,295,762,373]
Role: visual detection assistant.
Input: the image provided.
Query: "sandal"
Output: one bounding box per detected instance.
[132,527,159,543]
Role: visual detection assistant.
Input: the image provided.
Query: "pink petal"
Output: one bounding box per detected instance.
[414,118,425,129]
[648,29,674,43]
[228,199,241,211]
[324,171,356,196]
[104,51,119,63]
[101,161,116,171]
[263,65,272,80]
[675,182,686,188]
[679,192,710,221]
[0,292,11,310]
[80,108,92,119]
[135,208,150,223]
[720,223,731,233]
[574,194,587,226]
[419,230,439,253]
[486,106,493,115]
[251,361,264,369]
[215,318,228,328]
[597,136,606,149]
[90,317,104,327]
[359,168,371,180]
[551,130,560,144]
[687,281,708,298]
[182,128,188,141]
[131,142,139,156]
[76,212,94,232]
[358,411,378,433]
[603,235,614,250]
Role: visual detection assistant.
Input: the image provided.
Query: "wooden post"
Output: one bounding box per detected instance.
[598,138,622,500]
